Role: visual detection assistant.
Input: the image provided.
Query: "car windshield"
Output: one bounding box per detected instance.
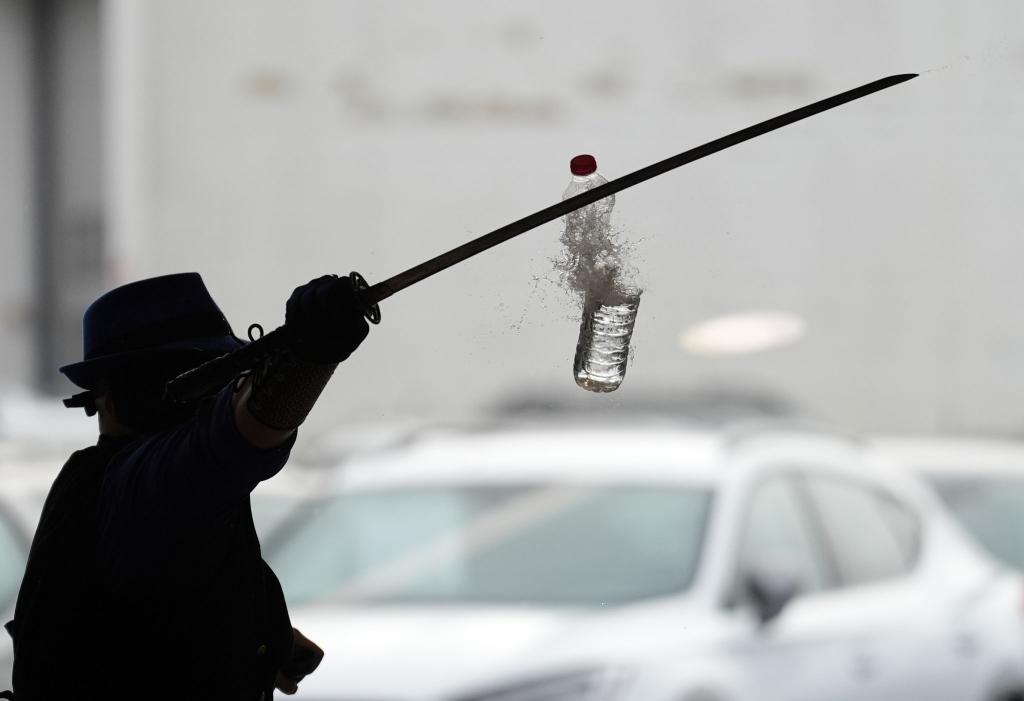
[929,476,1024,571]
[265,483,711,607]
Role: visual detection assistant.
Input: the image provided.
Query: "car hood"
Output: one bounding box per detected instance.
[288,598,714,700]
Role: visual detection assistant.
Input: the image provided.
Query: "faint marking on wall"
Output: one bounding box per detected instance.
[242,70,293,99]
[332,69,391,121]
[499,18,540,50]
[331,68,562,124]
[418,94,560,123]
[577,66,631,99]
[0,302,32,333]
[726,70,816,99]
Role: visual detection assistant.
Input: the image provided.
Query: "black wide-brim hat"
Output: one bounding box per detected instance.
[60,272,244,390]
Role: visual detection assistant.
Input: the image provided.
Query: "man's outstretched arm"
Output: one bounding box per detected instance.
[234,274,370,449]
[233,376,296,449]
[102,274,371,520]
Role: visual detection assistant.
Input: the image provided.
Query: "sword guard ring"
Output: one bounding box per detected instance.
[350,271,381,325]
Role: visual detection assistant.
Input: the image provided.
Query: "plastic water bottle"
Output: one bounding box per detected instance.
[562,154,640,393]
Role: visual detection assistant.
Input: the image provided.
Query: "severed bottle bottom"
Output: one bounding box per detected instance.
[573,292,641,393]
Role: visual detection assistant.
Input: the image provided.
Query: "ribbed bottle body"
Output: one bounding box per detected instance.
[573,293,641,392]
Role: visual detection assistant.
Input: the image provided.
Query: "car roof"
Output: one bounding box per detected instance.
[327,422,725,489]
[872,435,1024,478]
[317,418,866,490]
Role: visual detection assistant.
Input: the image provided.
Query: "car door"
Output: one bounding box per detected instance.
[799,473,979,701]
[722,472,861,701]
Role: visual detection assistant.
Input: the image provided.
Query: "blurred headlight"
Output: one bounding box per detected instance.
[455,668,630,701]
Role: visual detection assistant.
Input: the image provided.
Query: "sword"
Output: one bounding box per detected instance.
[167,72,917,402]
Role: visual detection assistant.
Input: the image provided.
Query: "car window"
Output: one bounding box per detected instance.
[737,476,830,596]
[0,510,27,612]
[930,476,1024,571]
[267,484,712,607]
[804,476,912,586]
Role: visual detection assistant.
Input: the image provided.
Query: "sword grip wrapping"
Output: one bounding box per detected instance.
[165,327,291,402]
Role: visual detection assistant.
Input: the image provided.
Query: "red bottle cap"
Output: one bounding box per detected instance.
[570,154,598,176]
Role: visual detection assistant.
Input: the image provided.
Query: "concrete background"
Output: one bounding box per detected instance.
[4,0,1024,435]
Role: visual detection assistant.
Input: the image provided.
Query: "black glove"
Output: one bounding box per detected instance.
[275,628,325,694]
[285,274,370,363]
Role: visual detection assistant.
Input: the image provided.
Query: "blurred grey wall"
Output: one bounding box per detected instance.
[0,0,31,394]
[1,0,105,396]
[10,1,1024,434]
[36,0,106,395]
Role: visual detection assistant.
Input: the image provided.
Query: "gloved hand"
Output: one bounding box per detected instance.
[275,628,325,695]
[285,274,370,363]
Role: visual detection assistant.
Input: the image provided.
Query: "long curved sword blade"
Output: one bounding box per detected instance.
[166,72,917,402]
[365,72,918,304]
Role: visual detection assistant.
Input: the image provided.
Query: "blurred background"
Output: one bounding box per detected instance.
[1,0,1022,433]
[4,1,1024,699]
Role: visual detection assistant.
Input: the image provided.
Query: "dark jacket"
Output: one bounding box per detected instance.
[9,389,295,700]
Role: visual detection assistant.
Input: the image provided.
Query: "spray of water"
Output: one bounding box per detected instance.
[553,205,640,305]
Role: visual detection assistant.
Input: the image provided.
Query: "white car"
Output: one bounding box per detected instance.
[0,453,57,692]
[263,420,1024,701]
[0,496,29,693]
[874,436,1024,574]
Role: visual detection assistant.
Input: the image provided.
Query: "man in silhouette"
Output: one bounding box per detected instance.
[6,272,369,700]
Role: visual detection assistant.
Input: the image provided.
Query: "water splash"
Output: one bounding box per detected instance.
[553,205,640,305]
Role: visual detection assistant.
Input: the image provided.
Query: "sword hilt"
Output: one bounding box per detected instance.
[350,271,382,324]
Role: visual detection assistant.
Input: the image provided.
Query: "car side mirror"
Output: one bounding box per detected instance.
[743,568,800,627]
